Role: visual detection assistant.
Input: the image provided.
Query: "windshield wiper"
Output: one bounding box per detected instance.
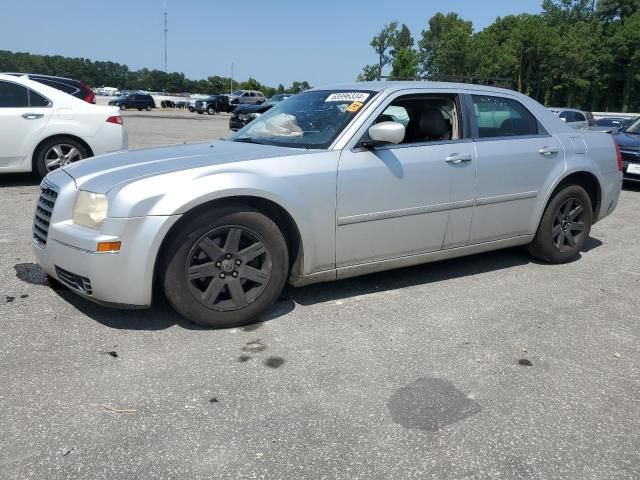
[233,138,263,144]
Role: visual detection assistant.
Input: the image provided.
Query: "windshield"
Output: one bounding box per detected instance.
[232,90,244,96]
[624,117,640,134]
[230,90,375,149]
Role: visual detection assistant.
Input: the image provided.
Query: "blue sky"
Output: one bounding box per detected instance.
[1,0,542,88]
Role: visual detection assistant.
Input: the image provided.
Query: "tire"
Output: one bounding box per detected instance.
[207,106,216,115]
[197,111,203,115]
[137,108,142,111]
[146,105,152,111]
[188,106,195,113]
[527,185,593,264]
[34,137,89,179]
[120,104,126,110]
[162,206,289,328]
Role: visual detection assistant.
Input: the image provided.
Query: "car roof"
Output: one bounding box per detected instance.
[313,81,525,96]
[2,72,79,82]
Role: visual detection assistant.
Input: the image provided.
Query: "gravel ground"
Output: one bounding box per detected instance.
[0,116,638,479]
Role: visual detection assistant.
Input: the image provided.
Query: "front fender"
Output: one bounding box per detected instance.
[107,155,339,276]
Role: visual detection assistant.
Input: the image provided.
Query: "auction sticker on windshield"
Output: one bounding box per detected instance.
[325,92,370,103]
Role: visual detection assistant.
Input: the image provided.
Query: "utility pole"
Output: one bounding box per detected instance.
[163,0,168,72]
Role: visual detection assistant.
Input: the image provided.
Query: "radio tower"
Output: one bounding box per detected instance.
[163,0,168,72]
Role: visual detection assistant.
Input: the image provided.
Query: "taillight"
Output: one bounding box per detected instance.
[106,115,123,125]
[81,81,96,104]
[614,141,623,171]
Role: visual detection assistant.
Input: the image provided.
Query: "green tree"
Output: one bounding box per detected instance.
[418,13,473,77]
[357,64,380,82]
[370,21,399,79]
[390,48,420,79]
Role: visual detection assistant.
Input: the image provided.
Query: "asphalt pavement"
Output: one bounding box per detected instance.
[0,114,638,479]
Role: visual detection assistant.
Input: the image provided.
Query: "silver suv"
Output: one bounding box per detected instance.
[229,90,266,105]
[33,82,623,328]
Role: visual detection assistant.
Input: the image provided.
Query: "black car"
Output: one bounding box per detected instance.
[612,117,640,182]
[195,95,233,114]
[2,72,95,103]
[108,93,155,111]
[589,117,634,133]
[229,94,293,131]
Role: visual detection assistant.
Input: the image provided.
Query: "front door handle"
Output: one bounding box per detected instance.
[538,146,560,156]
[21,113,44,120]
[445,154,472,164]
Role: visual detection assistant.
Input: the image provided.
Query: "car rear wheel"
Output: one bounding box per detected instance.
[162,206,289,328]
[207,106,216,115]
[528,185,592,264]
[34,138,89,179]
[120,104,126,110]
[146,105,152,111]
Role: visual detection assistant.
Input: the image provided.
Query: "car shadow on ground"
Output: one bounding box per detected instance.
[0,173,40,187]
[49,239,602,332]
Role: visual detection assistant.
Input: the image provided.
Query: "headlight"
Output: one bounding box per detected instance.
[247,112,262,120]
[73,191,108,229]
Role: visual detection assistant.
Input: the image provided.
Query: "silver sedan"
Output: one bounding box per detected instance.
[33,82,623,328]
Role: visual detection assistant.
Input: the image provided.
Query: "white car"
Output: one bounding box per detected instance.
[0,74,128,178]
[548,108,589,130]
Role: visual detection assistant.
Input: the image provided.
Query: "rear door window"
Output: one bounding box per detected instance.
[0,81,29,107]
[28,89,50,107]
[472,95,540,138]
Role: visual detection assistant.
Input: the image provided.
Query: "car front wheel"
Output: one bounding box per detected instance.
[207,107,216,115]
[528,185,592,264]
[162,206,289,328]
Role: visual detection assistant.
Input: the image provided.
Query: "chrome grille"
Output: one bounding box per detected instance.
[33,182,58,246]
[55,266,93,295]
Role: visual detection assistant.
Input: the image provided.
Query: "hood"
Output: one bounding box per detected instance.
[613,131,640,149]
[62,140,309,194]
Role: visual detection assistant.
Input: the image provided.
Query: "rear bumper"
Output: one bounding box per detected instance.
[33,215,180,307]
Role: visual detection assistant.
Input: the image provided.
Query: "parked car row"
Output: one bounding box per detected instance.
[229,93,293,130]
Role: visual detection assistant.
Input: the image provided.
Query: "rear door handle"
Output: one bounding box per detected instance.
[21,113,44,120]
[538,146,560,156]
[445,154,472,164]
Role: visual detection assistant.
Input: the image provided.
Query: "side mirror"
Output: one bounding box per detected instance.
[560,117,567,123]
[363,121,405,148]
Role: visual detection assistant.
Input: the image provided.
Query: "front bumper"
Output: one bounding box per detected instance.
[33,214,180,308]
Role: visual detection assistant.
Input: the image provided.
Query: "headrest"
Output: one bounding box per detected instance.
[418,109,450,140]
[375,114,396,124]
[500,118,534,136]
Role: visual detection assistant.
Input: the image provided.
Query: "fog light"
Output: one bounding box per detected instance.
[97,241,121,252]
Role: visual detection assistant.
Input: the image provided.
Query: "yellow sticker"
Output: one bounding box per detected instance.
[346,101,364,113]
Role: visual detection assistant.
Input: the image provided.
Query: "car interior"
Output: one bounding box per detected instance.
[373,96,461,144]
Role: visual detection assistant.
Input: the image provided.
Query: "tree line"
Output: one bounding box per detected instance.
[358,0,640,112]
[0,50,312,96]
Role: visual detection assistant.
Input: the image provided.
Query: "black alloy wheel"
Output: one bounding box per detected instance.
[162,207,288,328]
[528,184,593,264]
[187,226,272,312]
[552,198,587,252]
